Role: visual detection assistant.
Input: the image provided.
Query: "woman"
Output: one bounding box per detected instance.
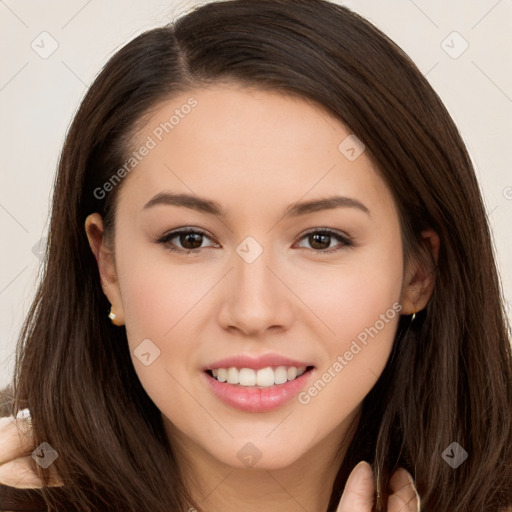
[1,0,511,510]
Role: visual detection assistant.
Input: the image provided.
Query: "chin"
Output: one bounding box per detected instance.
[203,435,307,471]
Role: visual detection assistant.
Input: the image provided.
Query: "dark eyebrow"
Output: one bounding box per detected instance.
[285,196,370,217]
[143,192,370,217]
[143,192,223,216]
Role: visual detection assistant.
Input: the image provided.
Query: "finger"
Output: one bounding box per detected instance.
[0,456,63,489]
[0,416,35,464]
[336,461,375,512]
[387,468,420,512]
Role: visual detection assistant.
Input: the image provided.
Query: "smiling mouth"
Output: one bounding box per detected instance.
[205,365,315,388]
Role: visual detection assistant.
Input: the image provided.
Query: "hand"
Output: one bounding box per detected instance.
[0,412,63,489]
[336,461,420,511]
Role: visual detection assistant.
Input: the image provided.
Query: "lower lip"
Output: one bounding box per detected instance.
[203,369,314,413]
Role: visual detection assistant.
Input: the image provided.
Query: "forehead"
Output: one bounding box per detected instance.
[118,83,396,219]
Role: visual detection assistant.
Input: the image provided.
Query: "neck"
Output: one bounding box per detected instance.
[166,409,361,512]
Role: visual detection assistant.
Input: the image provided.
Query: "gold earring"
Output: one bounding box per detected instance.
[411,311,416,322]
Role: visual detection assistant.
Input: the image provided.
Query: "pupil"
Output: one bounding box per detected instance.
[310,233,330,250]
[181,233,202,249]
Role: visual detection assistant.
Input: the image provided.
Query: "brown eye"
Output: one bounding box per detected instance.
[158,228,217,254]
[296,229,352,253]
[178,232,203,250]
[308,233,331,250]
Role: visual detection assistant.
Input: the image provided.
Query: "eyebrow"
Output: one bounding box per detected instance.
[143,192,370,218]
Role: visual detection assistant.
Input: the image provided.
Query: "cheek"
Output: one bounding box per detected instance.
[114,241,233,415]
[117,259,201,422]
[112,241,197,386]
[292,286,401,445]
[117,242,210,345]
[294,236,403,345]
[295,237,403,401]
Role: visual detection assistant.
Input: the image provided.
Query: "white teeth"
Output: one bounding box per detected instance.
[287,367,297,380]
[210,365,310,387]
[274,366,288,385]
[256,367,274,387]
[239,368,256,386]
[227,367,239,384]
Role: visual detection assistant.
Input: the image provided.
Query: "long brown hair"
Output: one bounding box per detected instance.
[8,0,512,510]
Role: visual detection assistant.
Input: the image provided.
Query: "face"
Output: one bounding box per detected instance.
[87,83,426,473]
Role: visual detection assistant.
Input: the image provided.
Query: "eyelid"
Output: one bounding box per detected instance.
[297,227,351,239]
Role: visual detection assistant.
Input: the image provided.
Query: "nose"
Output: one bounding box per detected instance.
[217,243,294,336]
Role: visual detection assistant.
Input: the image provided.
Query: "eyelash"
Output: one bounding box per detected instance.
[157,227,353,255]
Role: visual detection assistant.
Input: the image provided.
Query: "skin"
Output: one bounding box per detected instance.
[0,420,419,511]
[1,83,435,512]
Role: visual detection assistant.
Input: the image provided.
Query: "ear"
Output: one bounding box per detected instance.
[84,213,125,326]
[400,228,440,315]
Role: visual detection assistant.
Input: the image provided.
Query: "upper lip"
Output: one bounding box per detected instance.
[204,353,315,371]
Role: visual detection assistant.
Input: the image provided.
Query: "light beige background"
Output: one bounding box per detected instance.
[1,0,511,388]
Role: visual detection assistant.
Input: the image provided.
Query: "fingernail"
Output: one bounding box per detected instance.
[352,460,372,480]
